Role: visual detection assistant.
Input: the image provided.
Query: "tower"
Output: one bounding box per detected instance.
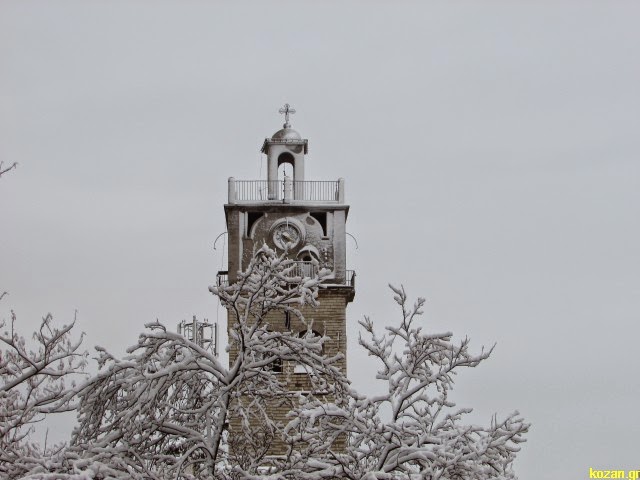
[217,105,355,454]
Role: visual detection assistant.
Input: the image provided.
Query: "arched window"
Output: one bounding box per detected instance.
[297,245,319,262]
[296,246,320,278]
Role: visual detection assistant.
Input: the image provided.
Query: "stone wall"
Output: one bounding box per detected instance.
[226,288,351,457]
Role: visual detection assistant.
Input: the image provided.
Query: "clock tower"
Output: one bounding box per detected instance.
[217,105,355,453]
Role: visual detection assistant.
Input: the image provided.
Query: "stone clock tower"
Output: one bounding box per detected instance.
[217,105,355,451]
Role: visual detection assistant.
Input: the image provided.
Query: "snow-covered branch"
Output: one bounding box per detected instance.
[0,307,87,479]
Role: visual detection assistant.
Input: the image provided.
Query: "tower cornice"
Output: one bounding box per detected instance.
[261,137,309,154]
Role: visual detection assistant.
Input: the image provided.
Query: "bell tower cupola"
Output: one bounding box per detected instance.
[261,103,309,200]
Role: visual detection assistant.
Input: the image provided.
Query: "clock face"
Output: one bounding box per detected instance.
[272,223,302,250]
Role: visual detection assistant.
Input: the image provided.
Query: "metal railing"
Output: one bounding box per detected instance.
[228,179,344,204]
[345,270,356,288]
[288,261,318,279]
[216,271,228,287]
[216,263,317,285]
[216,267,356,288]
[295,181,340,202]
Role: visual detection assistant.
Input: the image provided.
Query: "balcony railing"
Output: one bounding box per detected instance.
[216,265,356,289]
[345,270,356,288]
[216,271,229,287]
[228,178,344,204]
[288,261,318,279]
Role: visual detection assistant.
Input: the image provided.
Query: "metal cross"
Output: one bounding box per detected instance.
[279,103,296,126]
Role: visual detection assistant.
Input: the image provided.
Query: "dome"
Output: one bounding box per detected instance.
[271,126,302,141]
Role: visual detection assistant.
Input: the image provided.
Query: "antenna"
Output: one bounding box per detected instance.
[177,315,219,357]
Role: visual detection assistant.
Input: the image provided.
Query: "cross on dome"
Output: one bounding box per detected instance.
[279,103,296,128]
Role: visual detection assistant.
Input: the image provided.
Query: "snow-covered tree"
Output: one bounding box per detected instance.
[281,286,529,479]
[57,245,349,479]
[0,297,87,479]
[3,246,528,479]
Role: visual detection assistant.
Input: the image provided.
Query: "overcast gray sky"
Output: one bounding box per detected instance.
[1,1,639,478]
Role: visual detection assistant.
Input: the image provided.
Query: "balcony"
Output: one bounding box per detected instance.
[216,263,355,289]
[216,271,229,287]
[227,179,344,204]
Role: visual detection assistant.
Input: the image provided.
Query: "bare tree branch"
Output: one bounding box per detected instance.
[0,161,17,178]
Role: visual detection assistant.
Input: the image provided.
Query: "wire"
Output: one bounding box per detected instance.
[346,232,359,249]
[219,232,226,270]
[213,232,227,250]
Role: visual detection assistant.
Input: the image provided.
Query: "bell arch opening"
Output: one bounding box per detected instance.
[277,152,295,181]
[277,151,295,167]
